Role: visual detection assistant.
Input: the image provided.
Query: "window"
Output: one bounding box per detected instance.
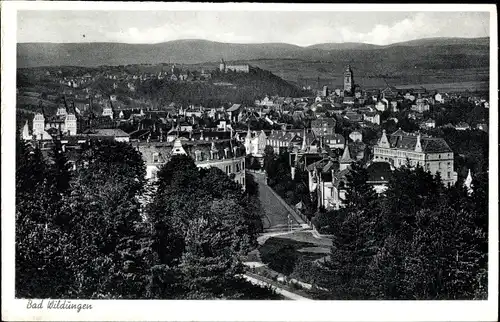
[152,152,160,163]
[195,150,202,162]
[447,172,451,178]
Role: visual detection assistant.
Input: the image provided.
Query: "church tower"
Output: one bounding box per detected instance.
[343,65,354,95]
[339,144,354,171]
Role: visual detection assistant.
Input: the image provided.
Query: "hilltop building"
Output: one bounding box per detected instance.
[219,59,251,73]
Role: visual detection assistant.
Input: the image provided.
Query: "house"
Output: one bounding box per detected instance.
[420,118,436,129]
[244,129,267,157]
[373,129,457,186]
[434,93,445,104]
[311,117,336,137]
[306,145,354,210]
[323,133,345,149]
[375,100,388,112]
[344,111,363,123]
[411,98,430,113]
[363,112,380,125]
[381,86,399,99]
[267,130,303,154]
[227,104,242,122]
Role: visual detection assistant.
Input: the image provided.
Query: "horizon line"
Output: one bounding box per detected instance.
[16,36,490,47]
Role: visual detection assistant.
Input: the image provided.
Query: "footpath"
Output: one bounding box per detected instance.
[241,273,312,301]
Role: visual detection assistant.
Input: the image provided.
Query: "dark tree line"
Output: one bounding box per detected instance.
[315,162,488,300]
[16,139,278,299]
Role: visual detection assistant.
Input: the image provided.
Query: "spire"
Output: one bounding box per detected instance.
[22,120,30,140]
[301,128,307,151]
[340,144,353,163]
[378,129,390,148]
[464,169,473,195]
[172,138,187,155]
[415,132,422,152]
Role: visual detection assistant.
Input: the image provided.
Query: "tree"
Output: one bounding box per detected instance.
[179,216,244,299]
[263,145,275,178]
[326,208,377,299]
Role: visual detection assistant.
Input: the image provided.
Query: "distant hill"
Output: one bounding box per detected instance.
[387,37,490,47]
[17,37,489,68]
[306,42,381,50]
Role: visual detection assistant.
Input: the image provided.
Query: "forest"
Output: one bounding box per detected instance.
[135,67,311,108]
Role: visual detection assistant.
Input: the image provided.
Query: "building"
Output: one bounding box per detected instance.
[133,138,246,189]
[82,128,130,142]
[219,59,251,73]
[311,117,336,137]
[306,145,354,210]
[434,93,445,104]
[324,133,345,149]
[363,112,380,125]
[420,118,436,129]
[31,107,77,138]
[343,65,354,95]
[373,129,457,186]
[244,128,267,157]
[267,130,303,154]
[411,98,430,113]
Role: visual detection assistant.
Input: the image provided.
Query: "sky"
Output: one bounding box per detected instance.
[17,10,490,46]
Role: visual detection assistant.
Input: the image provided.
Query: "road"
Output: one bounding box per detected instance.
[251,172,302,232]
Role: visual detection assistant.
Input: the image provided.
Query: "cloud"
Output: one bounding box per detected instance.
[19,11,490,45]
[336,13,440,45]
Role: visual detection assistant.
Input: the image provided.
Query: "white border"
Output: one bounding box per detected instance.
[2,2,498,322]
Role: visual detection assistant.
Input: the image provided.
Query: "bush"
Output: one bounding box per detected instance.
[260,244,298,275]
[312,211,336,234]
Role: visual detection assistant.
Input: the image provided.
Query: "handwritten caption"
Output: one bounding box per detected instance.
[27,299,93,313]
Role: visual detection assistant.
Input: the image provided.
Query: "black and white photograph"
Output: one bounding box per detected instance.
[1,2,498,321]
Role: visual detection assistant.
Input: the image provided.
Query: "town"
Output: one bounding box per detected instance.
[16,57,489,301]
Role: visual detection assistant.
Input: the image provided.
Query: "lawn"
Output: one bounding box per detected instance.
[258,236,327,276]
